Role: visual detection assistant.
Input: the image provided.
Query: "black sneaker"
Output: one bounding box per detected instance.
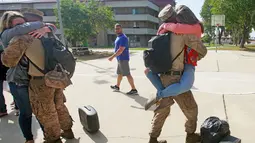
[126,89,138,95]
[110,85,120,91]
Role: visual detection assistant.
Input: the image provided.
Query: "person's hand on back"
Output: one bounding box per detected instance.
[29,26,51,38]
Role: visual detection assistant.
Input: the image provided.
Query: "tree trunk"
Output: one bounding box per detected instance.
[71,39,76,47]
[233,37,238,46]
[240,36,246,48]
[240,25,247,48]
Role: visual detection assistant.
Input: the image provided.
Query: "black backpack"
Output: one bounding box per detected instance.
[200,116,231,143]
[143,32,183,73]
[29,35,76,78]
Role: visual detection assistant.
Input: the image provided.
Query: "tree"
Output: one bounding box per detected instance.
[201,35,211,43]
[55,0,115,46]
[200,0,212,44]
[86,0,116,35]
[201,0,255,48]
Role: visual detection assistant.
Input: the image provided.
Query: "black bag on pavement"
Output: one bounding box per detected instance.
[78,105,100,133]
[201,116,231,143]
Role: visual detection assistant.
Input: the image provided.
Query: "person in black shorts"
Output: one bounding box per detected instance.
[108,23,138,95]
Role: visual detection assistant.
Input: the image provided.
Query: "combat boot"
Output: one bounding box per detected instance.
[145,97,158,110]
[60,129,74,139]
[186,133,201,143]
[149,137,167,143]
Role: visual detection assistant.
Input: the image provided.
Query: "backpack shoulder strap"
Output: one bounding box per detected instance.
[172,47,184,63]
[24,55,46,74]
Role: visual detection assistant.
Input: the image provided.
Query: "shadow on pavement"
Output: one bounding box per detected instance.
[191,86,198,90]
[83,128,108,143]
[0,111,41,143]
[79,62,110,71]
[79,62,115,75]
[117,91,155,111]
[93,79,110,85]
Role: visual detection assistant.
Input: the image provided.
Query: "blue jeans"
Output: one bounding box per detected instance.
[146,71,165,91]
[0,80,7,113]
[9,82,44,141]
[146,64,195,98]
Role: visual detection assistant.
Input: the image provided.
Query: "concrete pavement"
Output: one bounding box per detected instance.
[1,50,255,143]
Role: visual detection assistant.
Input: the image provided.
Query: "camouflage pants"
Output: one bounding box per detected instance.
[29,78,73,141]
[149,74,198,138]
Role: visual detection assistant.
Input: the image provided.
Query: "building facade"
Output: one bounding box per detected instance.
[0,0,60,36]
[99,0,159,47]
[0,0,174,47]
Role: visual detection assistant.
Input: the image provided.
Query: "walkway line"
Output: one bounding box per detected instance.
[222,94,229,122]
[217,60,220,72]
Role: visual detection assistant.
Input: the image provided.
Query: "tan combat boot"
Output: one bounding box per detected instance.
[145,97,158,110]
[149,137,167,143]
[60,129,74,139]
[186,133,201,143]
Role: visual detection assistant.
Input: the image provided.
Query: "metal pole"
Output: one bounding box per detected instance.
[208,6,212,46]
[56,0,66,46]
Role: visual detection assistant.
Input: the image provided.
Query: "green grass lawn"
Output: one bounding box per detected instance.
[130,47,148,50]
[208,44,255,52]
[88,44,255,52]
[129,45,255,52]
[204,43,216,47]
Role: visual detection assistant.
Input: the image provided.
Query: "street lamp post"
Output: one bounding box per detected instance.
[56,0,66,46]
[208,5,212,45]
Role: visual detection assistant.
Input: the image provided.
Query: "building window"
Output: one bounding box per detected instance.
[154,24,157,29]
[40,9,55,16]
[111,35,115,41]
[133,22,137,28]
[132,8,136,15]
[136,36,140,42]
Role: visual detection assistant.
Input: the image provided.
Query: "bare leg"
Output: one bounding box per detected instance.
[127,75,136,89]
[117,74,123,87]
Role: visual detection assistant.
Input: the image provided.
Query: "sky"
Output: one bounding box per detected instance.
[176,0,255,37]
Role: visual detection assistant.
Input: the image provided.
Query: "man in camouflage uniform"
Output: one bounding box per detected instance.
[147,5,207,143]
[1,9,73,143]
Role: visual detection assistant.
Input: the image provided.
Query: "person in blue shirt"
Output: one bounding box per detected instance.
[108,23,138,95]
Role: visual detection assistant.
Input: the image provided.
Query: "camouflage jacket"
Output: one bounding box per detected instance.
[166,33,207,72]
[0,21,53,84]
[1,35,33,85]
